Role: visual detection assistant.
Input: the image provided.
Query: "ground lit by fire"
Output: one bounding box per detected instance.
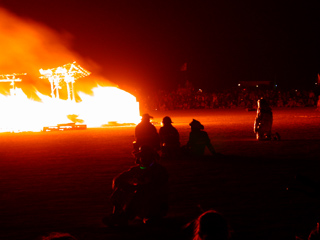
[0,108,319,240]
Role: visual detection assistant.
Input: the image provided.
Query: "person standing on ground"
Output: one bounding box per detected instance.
[254,98,273,140]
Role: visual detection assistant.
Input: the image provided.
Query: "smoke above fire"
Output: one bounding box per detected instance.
[0,7,115,97]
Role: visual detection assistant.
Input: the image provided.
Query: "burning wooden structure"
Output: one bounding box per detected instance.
[0,73,26,96]
[39,62,91,101]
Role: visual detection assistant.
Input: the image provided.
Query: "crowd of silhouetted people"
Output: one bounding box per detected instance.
[140,83,319,111]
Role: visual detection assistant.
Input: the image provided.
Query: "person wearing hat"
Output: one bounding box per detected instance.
[186,119,216,156]
[133,113,160,151]
[159,116,180,159]
[105,145,169,226]
[254,98,273,140]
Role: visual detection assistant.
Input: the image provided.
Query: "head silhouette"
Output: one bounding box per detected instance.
[257,98,269,110]
[135,145,158,167]
[189,119,204,131]
[141,113,153,122]
[194,210,229,240]
[162,116,172,126]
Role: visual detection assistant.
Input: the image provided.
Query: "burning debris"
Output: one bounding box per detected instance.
[43,123,87,132]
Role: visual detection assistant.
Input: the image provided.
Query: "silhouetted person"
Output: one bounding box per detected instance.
[308,223,320,240]
[133,113,160,151]
[254,98,273,140]
[159,116,180,158]
[183,210,231,240]
[194,210,230,240]
[186,119,216,156]
[106,145,169,226]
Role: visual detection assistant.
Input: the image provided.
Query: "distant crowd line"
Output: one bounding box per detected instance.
[140,86,320,111]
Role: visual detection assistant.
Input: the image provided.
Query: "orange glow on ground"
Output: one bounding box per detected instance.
[0,86,140,132]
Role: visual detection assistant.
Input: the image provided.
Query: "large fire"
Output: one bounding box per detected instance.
[0,64,140,133]
[0,8,140,133]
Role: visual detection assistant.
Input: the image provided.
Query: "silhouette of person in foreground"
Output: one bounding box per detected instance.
[253,98,273,140]
[39,232,77,240]
[183,210,231,240]
[133,113,160,151]
[185,119,216,156]
[308,223,320,240]
[106,145,169,226]
[159,116,180,159]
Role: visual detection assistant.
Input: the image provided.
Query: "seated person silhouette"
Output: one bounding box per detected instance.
[106,145,169,226]
[159,116,180,159]
[133,113,160,151]
[186,119,216,156]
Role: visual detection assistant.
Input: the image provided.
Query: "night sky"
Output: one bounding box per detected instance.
[1,0,320,93]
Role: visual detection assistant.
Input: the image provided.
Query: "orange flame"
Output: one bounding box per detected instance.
[0,86,140,132]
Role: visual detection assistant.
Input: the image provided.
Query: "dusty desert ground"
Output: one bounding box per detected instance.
[0,108,320,240]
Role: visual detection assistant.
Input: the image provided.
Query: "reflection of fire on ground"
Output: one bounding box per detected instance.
[0,64,140,133]
[0,8,140,133]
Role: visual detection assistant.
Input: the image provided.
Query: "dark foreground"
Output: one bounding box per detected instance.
[0,108,320,240]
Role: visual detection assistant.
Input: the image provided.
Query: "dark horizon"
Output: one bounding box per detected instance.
[1,1,320,94]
